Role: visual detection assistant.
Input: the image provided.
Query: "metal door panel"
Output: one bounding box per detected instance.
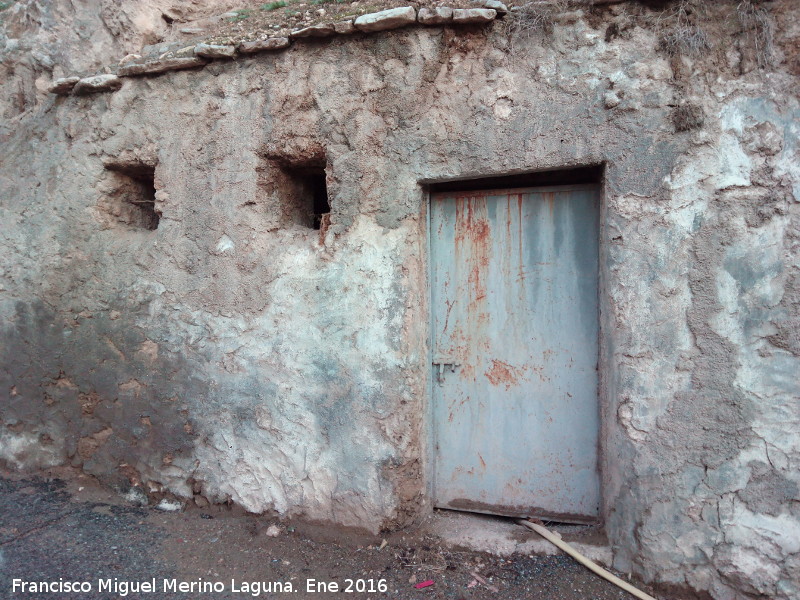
[430,185,600,521]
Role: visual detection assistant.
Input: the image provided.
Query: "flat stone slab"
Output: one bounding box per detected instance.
[174,45,197,58]
[290,23,336,38]
[118,56,207,77]
[418,7,453,25]
[429,509,613,566]
[72,74,123,95]
[48,76,80,95]
[452,8,497,24]
[483,0,508,16]
[118,53,142,65]
[194,43,236,59]
[238,38,291,54]
[333,20,356,34]
[139,41,190,60]
[354,7,417,33]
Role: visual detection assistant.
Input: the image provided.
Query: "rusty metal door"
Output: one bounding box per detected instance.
[430,185,600,522]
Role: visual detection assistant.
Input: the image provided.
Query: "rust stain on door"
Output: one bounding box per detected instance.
[485,359,527,390]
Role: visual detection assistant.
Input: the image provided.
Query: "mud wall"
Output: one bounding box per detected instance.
[1,1,798,599]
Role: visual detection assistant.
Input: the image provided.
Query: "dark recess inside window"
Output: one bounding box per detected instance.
[106,163,160,230]
[284,166,330,230]
[309,171,330,231]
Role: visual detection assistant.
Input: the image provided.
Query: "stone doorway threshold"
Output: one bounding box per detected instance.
[423,508,613,567]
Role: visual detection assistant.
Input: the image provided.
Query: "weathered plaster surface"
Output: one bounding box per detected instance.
[1,1,798,598]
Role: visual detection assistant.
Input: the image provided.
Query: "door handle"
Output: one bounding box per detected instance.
[432,358,460,384]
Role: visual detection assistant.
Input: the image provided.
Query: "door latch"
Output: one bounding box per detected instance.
[432,357,460,384]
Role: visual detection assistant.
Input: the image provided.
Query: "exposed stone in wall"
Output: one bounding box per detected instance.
[194,42,237,58]
[48,76,80,95]
[239,37,290,53]
[1,1,798,599]
[72,74,123,95]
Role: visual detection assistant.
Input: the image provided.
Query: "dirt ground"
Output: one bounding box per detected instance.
[0,468,670,600]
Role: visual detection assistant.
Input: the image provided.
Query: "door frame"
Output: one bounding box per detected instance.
[423,178,609,523]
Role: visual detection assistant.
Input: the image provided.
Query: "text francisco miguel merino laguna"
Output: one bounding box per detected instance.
[12,577,389,595]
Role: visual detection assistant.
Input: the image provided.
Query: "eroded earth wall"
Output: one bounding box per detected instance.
[1,1,798,599]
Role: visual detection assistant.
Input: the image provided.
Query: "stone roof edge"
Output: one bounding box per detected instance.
[48,0,626,97]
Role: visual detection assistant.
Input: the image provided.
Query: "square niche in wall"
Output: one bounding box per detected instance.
[256,148,332,232]
[103,162,160,230]
[280,165,330,230]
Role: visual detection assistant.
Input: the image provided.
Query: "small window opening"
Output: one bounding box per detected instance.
[105,163,160,230]
[283,166,330,230]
